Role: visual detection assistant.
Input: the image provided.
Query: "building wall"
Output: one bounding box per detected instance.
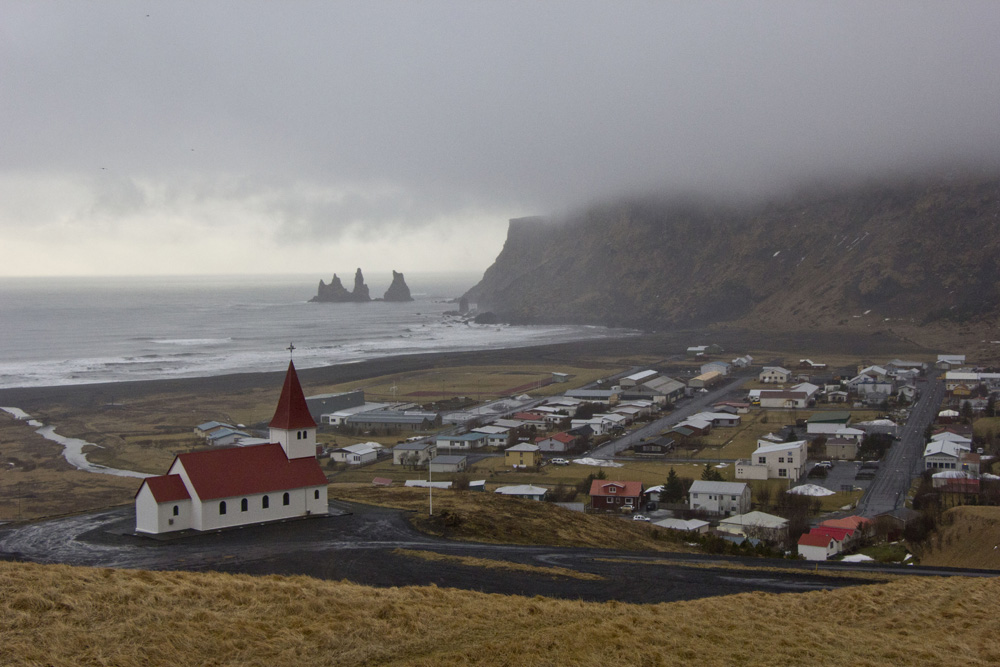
[270,425,317,460]
[592,494,640,511]
[194,486,328,532]
[536,438,571,452]
[735,463,769,480]
[689,489,750,515]
[826,441,858,460]
[505,450,541,467]
[135,485,193,534]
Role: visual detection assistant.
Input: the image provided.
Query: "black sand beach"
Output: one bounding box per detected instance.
[0,328,929,411]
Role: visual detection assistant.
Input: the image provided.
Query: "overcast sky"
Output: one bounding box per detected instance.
[2,1,999,277]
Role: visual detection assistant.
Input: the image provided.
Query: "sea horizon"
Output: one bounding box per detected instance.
[0,272,628,390]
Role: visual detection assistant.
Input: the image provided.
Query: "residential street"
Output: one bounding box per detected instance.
[856,374,945,517]
[587,376,752,459]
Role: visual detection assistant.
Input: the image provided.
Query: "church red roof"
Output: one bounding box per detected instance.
[174,443,327,500]
[269,361,317,430]
[138,474,191,502]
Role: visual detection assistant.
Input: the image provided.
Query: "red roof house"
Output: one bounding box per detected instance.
[589,480,644,512]
[797,531,841,561]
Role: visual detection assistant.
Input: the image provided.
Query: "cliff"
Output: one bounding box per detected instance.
[464,176,1000,336]
[383,270,414,302]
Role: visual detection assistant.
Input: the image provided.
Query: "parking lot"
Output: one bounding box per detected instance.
[809,459,871,495]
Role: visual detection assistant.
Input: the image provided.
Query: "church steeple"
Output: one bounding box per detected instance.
[269,359,317,459]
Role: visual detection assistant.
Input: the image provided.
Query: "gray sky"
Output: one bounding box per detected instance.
[2,1,999,276]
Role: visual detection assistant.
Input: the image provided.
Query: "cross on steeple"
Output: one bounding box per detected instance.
[287,342,296,358]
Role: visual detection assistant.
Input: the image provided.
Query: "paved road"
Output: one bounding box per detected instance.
[0,500,993,604]
[587,376,752,459]
[856,375,945,517]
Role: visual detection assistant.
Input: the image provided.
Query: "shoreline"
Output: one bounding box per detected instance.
[0,327,933,411]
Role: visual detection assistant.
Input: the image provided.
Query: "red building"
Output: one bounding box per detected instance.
[589,480,643,512]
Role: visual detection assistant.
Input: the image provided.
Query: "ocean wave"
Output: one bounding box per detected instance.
[151,338,233,346]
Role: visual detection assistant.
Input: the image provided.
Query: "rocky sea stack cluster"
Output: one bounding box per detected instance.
[310,269,413,303]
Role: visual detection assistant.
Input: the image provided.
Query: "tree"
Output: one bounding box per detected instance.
[663,467,686,503]
[987,394,996,418]
[701,462,724,482]
[961,400,974,424]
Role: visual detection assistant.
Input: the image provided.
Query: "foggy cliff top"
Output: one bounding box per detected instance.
[2,2,999,276]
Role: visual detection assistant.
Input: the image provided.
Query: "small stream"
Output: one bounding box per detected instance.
[1,407,150,479]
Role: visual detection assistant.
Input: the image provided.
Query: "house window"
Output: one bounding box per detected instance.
[262,495,269,509]
[758,456,766,464]
[219,501,227,515]
[692,493,698,499]
[788,456,793,463]
[731,496,736,501]
[778,457,785,463]
[608,487,617,493]
[172,505,179,516]
[314,489,320,500]
[778,469,787,477]
[283,492,290,506]
[241,498,248,512]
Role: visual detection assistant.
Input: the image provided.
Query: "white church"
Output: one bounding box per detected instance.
[135,360,329,534]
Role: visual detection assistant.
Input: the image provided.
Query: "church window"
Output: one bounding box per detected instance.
[262,495,269,509]
[219,501,227,515]
[283,492,290,506]
[172,505,179,516]
[241,498,248,512]
[314,489,320,500]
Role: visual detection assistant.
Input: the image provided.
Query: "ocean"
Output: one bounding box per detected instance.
[0,273,626,389]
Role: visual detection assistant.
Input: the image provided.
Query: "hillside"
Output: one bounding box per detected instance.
[465,175,1000,343]
[3,560,999,666]
[917,505,1000,569]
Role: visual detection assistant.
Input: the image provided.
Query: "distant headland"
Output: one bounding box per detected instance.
[310,269,413,303]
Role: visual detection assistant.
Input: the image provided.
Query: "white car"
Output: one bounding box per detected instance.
[631,514,651,522]
[550,458,570,466]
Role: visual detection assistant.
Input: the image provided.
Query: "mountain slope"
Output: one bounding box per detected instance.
[466,177,1000,334]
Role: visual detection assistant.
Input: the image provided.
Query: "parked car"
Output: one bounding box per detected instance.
[631,514,651,522]
[550,458,569,466]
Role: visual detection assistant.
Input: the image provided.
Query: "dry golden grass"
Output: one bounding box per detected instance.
[918,505,1000,569]
[312,363,614,402]
[330,484,694,553]
[2,560,998,666]
[393,548,604,580]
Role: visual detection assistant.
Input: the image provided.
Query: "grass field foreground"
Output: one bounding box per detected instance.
[2,560,998,666]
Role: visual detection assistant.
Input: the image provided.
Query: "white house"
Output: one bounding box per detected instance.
[392,441,437,466]
[494,485,548,501]
[329,442,381,465]
[718,511,789,542]
[428,455,467,474]
[759,367,791,383]
[736,440,807,481]
[688,480,751,516]
[436,432,488,451]
[798,532,841,561]
[135,361,328,535]
[806,411,852,436]
[758,390,809,409]
[654,517,710,533]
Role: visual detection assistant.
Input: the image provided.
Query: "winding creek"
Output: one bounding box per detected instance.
[0,407,149,479]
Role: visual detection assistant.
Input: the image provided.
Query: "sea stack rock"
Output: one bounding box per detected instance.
[310,274,353,302]
[383,270,414,302]
[352,268,371,302]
